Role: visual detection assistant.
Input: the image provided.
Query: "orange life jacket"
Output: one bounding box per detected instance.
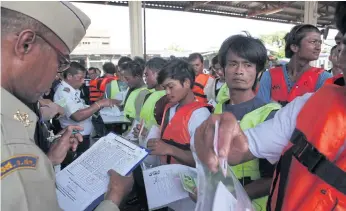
[324,73,344,85]
[192,74,212,103]
[267,84,346,211]
[269,66,324,106]
[159,101,213,164]
[89,76,118,103]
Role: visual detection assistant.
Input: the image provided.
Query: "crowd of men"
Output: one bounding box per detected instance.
[1,1,345,211]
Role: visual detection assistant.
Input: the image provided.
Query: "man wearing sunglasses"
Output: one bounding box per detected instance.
[1,2,133,210]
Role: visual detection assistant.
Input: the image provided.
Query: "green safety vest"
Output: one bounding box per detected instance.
[214,100,281,211]
[110,80,120,99]
[124,87,148,119]
[216,83,229,103]
[139,90,166,129]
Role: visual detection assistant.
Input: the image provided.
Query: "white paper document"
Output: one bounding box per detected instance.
[123,119,141,141]
[56,133,149,211]
[212,181,238,211]
[143,164,196,210]
[100,107,131,124]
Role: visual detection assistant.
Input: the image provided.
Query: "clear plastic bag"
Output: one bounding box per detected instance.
[195,157,254,211]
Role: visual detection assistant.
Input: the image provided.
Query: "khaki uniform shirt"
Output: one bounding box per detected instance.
[1,88,119,211]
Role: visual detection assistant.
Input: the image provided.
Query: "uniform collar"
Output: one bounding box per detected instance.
[61,80,80,96]
[1,87,38,131]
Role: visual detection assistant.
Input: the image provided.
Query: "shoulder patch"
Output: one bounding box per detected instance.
[1,155,38,179]
[63,87,70,93]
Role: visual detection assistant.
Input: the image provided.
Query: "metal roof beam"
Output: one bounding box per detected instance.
[184,1,211,11]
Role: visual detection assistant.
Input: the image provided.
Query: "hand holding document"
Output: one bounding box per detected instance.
[143,164,196,210]
[99,106,131,124]
[56,133,149,211]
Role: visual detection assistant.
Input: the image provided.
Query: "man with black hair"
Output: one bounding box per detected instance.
[324,32,345,86]
[188,52,215,103]
[328,45,343,76]
[147,59,212,167]
[134,57,168,132]
[120,60,151,121]
[258,24,332,106]
[195,2,346,210]
[89,62,118,103]
[54,62,118,167]
[212,34,281,211]
[207,54,229,104]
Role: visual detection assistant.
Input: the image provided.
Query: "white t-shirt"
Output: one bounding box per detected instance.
[216,80,224,90]
[54,81,94,136]
[168,104,211,148]
[245,93,313,164]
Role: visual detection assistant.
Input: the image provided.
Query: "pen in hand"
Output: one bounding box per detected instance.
[47,130,80,143]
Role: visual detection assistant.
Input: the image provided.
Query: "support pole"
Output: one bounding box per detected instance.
[129,1,144,58]
[304,1,318,66]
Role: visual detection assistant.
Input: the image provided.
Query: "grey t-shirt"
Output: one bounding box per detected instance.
[222,96,277,178]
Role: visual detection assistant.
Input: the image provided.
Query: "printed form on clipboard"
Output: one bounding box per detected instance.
[55,133,149,211]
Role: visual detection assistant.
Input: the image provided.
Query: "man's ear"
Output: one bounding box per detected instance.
[14,30,37,60]
[183,78,191,88]
[290,44,299,54]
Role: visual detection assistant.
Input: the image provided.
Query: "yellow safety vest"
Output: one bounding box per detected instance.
[124,87,148,119]
[139,90,166,129]
[214,100,281,211]
[216,83,229,103]
[110,80,120,99]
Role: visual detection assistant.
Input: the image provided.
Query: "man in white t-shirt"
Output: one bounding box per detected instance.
[147,59,212,167]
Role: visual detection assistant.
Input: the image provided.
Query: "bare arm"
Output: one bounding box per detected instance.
[244,178,272,200]
[169,147,195,167]
[70,99,119,122]
[70,103,100,122]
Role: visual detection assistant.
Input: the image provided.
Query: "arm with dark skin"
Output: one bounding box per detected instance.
[244,178,272,200]
[147,139,196,167]
[70,98,120,122]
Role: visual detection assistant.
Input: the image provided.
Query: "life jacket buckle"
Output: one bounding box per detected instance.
[292,135,326,173]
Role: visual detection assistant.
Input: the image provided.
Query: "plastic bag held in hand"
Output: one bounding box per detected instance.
[193,121,254,211]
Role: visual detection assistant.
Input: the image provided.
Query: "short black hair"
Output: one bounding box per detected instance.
[145,57,168,73]
[330,45,338,55]
[134,56,146,71]
[118,56,132,66]
[188,53,204,63]
[157,59,195,89]
[88,67,97,72]
[120,60,144,77]
[219,34,267,73]
[335,2,346,34]
[63,62,86,78]
[102,62,116,74]
[284,24,321,58]
[211,54,219,66]
[219,34,267,90]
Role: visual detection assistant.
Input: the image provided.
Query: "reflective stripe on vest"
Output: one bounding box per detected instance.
[160,102,213,165]
[110,80,120,99]
[268,84,346,211]
[214,101,281,211]
[139,90,166,129]
[269,67,324,106]
[124,87,147,119]
[216,83,229,103]
[192,74,211,103]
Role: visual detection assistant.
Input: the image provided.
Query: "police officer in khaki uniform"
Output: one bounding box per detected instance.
[1,2,133,210]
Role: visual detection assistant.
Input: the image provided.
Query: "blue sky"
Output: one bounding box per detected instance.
[73,2,339,52]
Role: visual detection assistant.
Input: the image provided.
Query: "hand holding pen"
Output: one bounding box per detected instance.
[47,126,84,165]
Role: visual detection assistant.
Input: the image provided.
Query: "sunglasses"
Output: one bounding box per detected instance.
[35,33,71,73]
